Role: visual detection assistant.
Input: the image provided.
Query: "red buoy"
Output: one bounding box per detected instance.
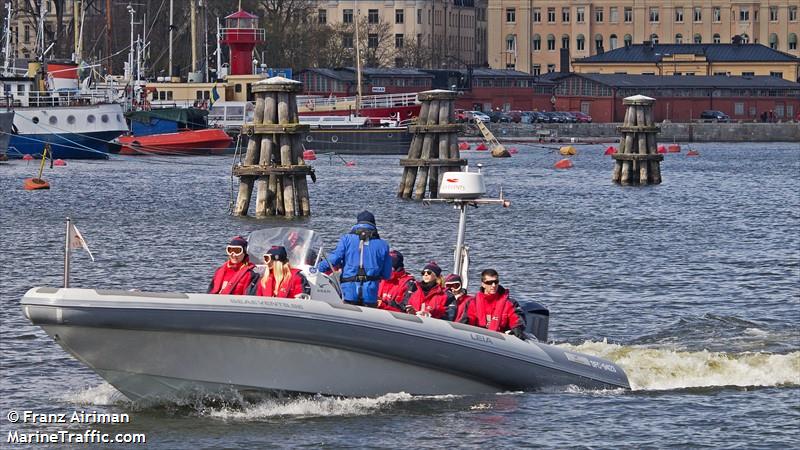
[554,159,574,169]
[508,147,518,154]
[657,145,668,154]
[22,154,34,161]
[604,146,617,155]
[23,177,50,190]
[345,161,356,167]
[476,143,488,151]
[302,150,317,161]
[458,142,470,150]
[668,144,681,153]
[53,159,67,166]
[686,149,700,157]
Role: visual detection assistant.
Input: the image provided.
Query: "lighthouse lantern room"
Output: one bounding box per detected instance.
[220,9,265,76]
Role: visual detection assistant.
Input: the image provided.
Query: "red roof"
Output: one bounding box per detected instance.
[225,9,258,20]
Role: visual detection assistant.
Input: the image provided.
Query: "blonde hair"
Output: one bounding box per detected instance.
[270,260,293,296]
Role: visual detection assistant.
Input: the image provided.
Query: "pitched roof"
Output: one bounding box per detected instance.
[563,73,800,89]
[575,43,799,64]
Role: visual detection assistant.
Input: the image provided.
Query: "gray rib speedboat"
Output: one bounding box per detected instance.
[20,227,629,401]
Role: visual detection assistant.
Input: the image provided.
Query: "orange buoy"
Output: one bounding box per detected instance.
[668,144,681,153]
[686,149,700,157]
[475,143,488,151]
[604,146,617,155]
[22,154,34,161]
[302,149,317,161]
[554,159,574,169]
[657,145,668,154]
[53,159,67,166]
[23,177,50,190]
[345,161,356,167]
[458,142,470,150]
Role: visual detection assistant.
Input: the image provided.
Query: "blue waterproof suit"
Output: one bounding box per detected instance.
[318,223,392,305]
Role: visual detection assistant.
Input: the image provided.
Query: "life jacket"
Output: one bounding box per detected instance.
[339,227,383,284]
[451,291,475,322]
[406,282,448,319]
[378,270,415,311]
[255,268,309,299]
[465,287,524,332]
[208,259,256,296]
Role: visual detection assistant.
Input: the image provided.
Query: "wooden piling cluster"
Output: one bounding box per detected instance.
[232,77,313,217]
[398,90,467,200]
[612,95,664,185]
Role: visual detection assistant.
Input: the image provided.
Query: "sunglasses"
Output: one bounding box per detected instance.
[421,270,436,276]
[445,283,461,289]
[482,279,499,285]
[226,245,244,256]
[263,254,273,263]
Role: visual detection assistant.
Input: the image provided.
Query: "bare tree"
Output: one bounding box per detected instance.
[395,34,433,68]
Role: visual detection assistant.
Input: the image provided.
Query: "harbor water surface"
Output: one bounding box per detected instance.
[1,143,798,448]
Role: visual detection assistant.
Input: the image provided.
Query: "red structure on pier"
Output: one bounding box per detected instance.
[220,9,265,76]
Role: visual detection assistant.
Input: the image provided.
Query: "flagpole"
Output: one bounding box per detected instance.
[64,217,71,288]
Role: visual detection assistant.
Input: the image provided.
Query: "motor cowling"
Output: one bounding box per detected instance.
[519,300,549,342]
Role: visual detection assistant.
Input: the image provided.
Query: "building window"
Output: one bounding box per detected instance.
[742,71,755,76]
[595,8,603,22]
[547,64,556,73]
[769,6,778,22]
[769,33,778,49]
[532,64,541,76]
[24,25,30,43]
[595,34,603,52]
[675,8,683,23]
[318,9,326,24]
[506,35,516,52]
[396,9,404,24]
[547,34,556,51]
[342,33,353,48]
[789,33,798,50]
[734,103,744,115]
[713,33,721,44]
[368,33,378,48]
[712,7,721,22]
[395,34,404,49]
[740,33,750,43]
[649,8,659,22]
[368,9,379,24]
[577,34,585,51]
[532,34,541,51]
[650,33,659,44]
[791,7,798,21]
[610,7,618,22]
[694,7,702,22]
[770,71,783,78]
[739,8,749,22]
[547,8,556,23]
[624,34,632,46]
[694,33,702,44]
[624,7,633,23]
[609,34,618,49]
[562,8,570,23]
[343,9,353,23]
[562,34,570,49]
[506,8,516,23]
[675,33,683,44]
[533,8,541,23]
[577,7,585,23]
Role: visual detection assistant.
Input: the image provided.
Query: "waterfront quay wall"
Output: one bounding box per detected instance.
[482,122,800,142]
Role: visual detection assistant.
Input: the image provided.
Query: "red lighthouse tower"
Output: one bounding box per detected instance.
[220,9,265,76]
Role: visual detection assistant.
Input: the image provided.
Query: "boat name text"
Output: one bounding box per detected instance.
[229,298,304,310]
[470,333,494,345]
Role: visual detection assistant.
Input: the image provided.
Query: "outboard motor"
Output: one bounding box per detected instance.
[519,301,549,342]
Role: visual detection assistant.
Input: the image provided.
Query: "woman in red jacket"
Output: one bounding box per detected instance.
[403,262,448,319]
[252,246,310,299]
[377,250,416,312]
[460,269,526,339]
[208,236,258,296]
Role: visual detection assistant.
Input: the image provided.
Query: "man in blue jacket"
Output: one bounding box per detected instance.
[318,211,392,307]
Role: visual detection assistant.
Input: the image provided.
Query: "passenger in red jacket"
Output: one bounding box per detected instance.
[403,262,448,319]
[208,236,258,296]
[460,269,526,339]
[252,246,310,299]
[377,250,416,312]
[443,274,474,322]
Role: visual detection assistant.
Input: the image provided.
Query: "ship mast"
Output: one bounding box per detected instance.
[354,4,362,115]
[2,2,12,76]
[190,0,197,73]
[168,0,173,78]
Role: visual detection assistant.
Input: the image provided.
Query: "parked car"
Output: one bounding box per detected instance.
[454,109,468,123]
[556,112,578,123]
[528,111,551,123]
[465,110,491,123]
[543,111,564,123]
[519,112,536,124]
[507,110,524,123]
[570,111,593,123]
[487,111,512,123]
[700,110,730,122]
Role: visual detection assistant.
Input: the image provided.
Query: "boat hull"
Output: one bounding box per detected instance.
[0,111,13,159]
[115,129,233,156]
[8,130,124,159]
[21,288,630,401]
[302,128,412,155]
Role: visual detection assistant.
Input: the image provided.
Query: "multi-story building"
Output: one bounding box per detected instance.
[6,1,83,62]
[487,1,800,75]
[316,0,488,68]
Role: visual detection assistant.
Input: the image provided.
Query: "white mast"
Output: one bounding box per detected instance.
[215,16,222,79]
[126,3,135,81]
[168,0,173,78]
[190,0,197,73]
[37,0,48,61]
[354,4,362,115]
[2,2,12,76]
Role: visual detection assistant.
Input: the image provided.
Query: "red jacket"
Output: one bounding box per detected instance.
[208,259,257,296]
[405,282,448,319]
[378,270,415,312]
[461,287,524,332]
[254,268,309,299]
[452,291,475,322]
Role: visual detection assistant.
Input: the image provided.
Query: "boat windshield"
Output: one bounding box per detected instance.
[246,227,322,267]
